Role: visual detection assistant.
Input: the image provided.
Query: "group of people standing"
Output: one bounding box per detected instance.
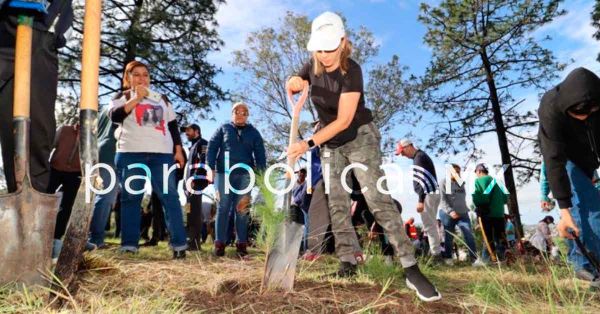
[2,3,600,303]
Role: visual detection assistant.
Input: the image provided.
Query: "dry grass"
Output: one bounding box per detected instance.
[1,242,600,313]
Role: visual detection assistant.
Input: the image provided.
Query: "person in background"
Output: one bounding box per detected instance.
[472,164,508,265]
[505,215,516,249]
[529,216,555,256]
[182,123,209,251]
[140,192,167,246]
[48,124,96,259]
[89,106,120,248]
[396,139,443,261]
[207,102,266,259]
[109,60,187,259]
[438,164,478,266]
[292,168,309,251]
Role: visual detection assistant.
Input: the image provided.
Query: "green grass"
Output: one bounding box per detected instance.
[252,172,286,251]
[2,209,600,313]
[1,241,600,313]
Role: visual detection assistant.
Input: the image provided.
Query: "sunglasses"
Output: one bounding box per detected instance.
[234,110,249,116]
[568,102,600,116]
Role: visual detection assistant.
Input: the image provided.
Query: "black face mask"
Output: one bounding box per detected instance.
[568,102,600,116]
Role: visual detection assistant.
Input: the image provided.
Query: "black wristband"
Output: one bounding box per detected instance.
[307,139,316,149]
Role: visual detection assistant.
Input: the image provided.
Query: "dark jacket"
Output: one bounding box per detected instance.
[207,122,266,173]
[185,136,209,193]
[97,106,118,166]
[538,67,600,208]
[412,150,438,202]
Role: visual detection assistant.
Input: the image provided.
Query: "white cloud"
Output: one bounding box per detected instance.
[209,0,327,70]
[539,0,600,75]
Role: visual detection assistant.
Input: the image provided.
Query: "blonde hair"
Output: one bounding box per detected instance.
[122,60,149,90]
[312,38,353,77]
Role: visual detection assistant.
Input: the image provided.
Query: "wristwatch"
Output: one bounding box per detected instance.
[307,138,316,149]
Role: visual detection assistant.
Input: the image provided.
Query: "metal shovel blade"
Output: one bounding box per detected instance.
[261,177,305,292]
[0,175,60,285]
[262,220,305,292]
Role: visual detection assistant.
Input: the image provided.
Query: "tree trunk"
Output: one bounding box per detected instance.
[121,0,144,78]
[480,48,524,237]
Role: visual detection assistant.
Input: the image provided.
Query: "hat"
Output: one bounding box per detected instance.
[394,139,413,155]
[180,123,200,133]
[307,12,345,52]
[232,102,249,113]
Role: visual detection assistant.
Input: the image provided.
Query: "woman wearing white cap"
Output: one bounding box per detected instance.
[286,11,441,302]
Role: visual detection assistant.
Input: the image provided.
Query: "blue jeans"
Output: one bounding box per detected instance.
[89,165,120,246]
[565,161,600,274]
[116,152,187,251]
[215,172,251,245]
[439,211,477,260]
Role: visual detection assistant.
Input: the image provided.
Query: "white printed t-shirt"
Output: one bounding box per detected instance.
[109,94,176,154]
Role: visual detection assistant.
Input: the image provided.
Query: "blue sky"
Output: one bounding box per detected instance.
[201,0,600,226]
[2,0,597,226]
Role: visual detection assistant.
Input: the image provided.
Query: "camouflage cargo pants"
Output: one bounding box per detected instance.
[322,123,417,267]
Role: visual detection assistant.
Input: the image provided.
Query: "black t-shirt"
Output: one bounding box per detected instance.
[298,58,373,148]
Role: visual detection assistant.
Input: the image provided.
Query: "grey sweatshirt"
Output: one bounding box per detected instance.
[439,178,469,215]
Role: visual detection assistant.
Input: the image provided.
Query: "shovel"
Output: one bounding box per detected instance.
[53,0,103,294]
[570,230,600,275]
[478,216,498,263]
[261,82,309,292]
[0,2,62,286]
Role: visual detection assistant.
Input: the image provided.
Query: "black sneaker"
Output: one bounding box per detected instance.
[173,250,186,260]
[405,264,442,302]
[335,262,357,278]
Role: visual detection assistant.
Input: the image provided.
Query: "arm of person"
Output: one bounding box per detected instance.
[253,128,267,171]
[109,86,148,123]
[540,162,551,202]
[287,92,360,158]
[438,179,452,214]
[471,178,490,206]
[206,126,224,174]
[539,107,577,237]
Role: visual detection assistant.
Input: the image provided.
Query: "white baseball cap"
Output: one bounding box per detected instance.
[306,11,345,52]
[232,102,249,113]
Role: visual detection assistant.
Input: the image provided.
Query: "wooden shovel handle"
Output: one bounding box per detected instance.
[13,16,33,118]
[285,82,309,170]
[80,0,102,111]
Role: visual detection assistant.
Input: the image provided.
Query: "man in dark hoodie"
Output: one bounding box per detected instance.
[538,67,600,284]
[396,139,443,260]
